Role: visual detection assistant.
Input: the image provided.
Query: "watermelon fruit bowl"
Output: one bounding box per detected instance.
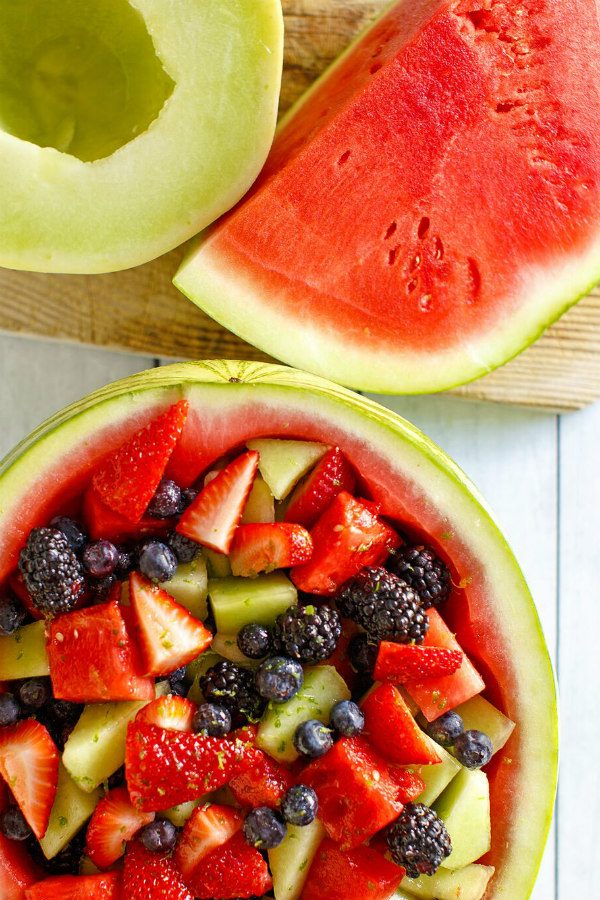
[0,360,556,899]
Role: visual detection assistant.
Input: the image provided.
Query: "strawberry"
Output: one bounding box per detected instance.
[229,523,313,577]
[135,694,196,732]
[92,400,188,523]
[0,833,43,900]
[83,487,170,542]
[284,447,356,528]
[174,803,243,880]
[177,451,259,554]
[48,601,154,703]
[362,683,441,766]
[229,749,294,808]
[389,767,426,803]
[187,830,273,899]
[86,786,154,870]
[123,839,193,900]
[0,719,58,840]
[125,723,259,811]
[291,491,400,595]
[129,573,212,676]
[25,873,121,900]
[302,838,405,900]
[374,642,463,683]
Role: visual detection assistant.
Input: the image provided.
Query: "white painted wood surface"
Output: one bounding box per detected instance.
[1,333,595,900]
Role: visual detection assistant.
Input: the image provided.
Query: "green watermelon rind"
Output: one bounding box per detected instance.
[0,361,557,898]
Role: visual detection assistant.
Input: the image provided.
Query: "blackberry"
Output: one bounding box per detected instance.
[166,532,200,564]
[49,517,88,553]
[425,711,464,748]
[192,703,232,737]
[0,693,21,726]
[0,593,27,636]
[237,623,272,660]
[138,540,178,582]
[281,785,318,827]
[82,541,118,578]
[140,818,178,853]
[389,545,451,609]
[330,700,364,737]
[454,730,493,769]
[337,567,428,644]
[255,657,304,703]
[200,661,265,724]
[0,807,31,841]
[348,633,378,675]
[243,807,286,850]
[274,604,342,665]
[148,480,183,519]
[293,720,333,758]
[19,527,86,616]
[387,803,452,878]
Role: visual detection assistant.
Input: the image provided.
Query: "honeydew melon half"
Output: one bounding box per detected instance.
[0,360,556,898]
[0,0,283,273]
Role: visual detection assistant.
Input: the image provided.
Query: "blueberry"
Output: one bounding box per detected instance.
[192,703,232,737]
[281,785,318,827]
[139,541,178,582]
[330,700,364,737]
[83,541,119,578]
[425,711,464,748]
[348,634,378,674]
[237,623,272,660]
[243,807,286,850]
[89,575,117,602]
[180,487,198,510]
[115,549,134,576]
[50,700,81,724]
[256,657,304,703]
[107,766,126,790]
[18,679,49,710]
[168,680,188,698]
[148,480,183,519]
[0,807,32,841]
[0,594,27,636]
[169,666,187,684]
[453,729,493,769]
[166,532,200,564]
[50,517,87,553]
[0,694,21,727]
[140,818,178,853]
[293,720,333,758]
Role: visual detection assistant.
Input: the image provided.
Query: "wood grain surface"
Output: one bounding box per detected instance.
[0,0,598,412]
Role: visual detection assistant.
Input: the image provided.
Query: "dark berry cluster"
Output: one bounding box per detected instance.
[337,567,428,643]
[19,527,86,616]
[273,604,341,664]
[389,544,451,608]
[387,803,452,878]
[200,660,265,724]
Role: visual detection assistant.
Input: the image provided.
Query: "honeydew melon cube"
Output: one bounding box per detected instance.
[163,799,203,827]
[241,476,275,524]
[211,633,261,667]
[409,745,461,807]
[400,864,495,899]
[63,681,169,791]
[79,856,101,875]
[247,439,329,500]
[454,695,515,755]
[269,819,326,900]
[204,548,232,578]
[435,769,491,870]
[160,556,208,620]
[0,621,49,679]
[257,666,350,763]
[208,573,297,633]
[40,762,100,859]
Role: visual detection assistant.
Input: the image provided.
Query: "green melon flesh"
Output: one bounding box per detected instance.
[0,0,283,273]
[241,476,276,524]
[454,695,515,755]
[257,666,350,763]
[204,548,232,578]
[62,681,169,792]
[269,819,326,900]
[210,632,261,666]
[400,864,495,900]
[435,768,491,871]
[247,439,328,500]
[161,556,208,620]
[0,360,557,899]
[40,763,100,859]
[163,799,203,827]
[0,621,49,679]
[208,572,297,633]
[411,745,461,807]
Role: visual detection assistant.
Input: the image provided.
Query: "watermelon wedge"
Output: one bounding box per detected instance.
[174,0,600,394]
[0,360,556,898]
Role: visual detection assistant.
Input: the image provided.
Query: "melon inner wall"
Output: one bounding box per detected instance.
[0,0,174,162]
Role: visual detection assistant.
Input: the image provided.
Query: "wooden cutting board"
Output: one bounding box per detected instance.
[1,0,598,412]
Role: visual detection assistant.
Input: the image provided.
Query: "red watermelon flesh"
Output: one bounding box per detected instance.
[175,0,600,393]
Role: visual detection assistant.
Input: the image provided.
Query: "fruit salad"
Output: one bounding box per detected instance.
[0,400,516,900]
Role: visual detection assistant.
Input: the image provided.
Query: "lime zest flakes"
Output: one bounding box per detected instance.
[304,605,316,616]
[58,815,68,828]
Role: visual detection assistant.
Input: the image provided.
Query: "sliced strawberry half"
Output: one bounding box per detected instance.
[1,832,43,900]
[129,573,212,677]
[86,786,154,870]
[291,491,400,595]
[0,719,59,840]
[48,601,154,703]
[25,872,121,900]
[284,447,356,528]
[229,523,313,577]
[229,749,294,808]
[92,400,188,523]
[135,694,196,732]
[83,487,171,543]
[362,683,441,766]
[187,830,273,900]
[125,723,259,811]
[174,803,243,881]
[176,451,259,554]
[374,642,464,683]
[123,839,193,900]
